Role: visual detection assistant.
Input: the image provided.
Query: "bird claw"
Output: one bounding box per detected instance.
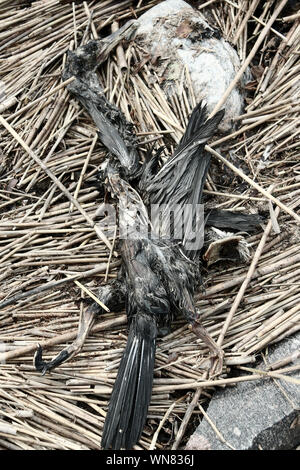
[33,302,101,375]
[34,343,69,374]
[34,344,49,374]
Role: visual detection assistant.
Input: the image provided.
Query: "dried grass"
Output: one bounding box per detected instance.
[0,0,299,450]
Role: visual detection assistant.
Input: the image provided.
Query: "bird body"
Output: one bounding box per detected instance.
[101,105,225,449]
[34,24,262,450]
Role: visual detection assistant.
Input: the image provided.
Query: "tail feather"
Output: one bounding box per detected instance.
[101,314,157,449]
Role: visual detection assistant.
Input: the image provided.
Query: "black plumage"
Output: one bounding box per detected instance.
[101,106,226,449]
[33,27,262,450]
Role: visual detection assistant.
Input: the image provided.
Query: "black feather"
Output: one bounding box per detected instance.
[146,105,225,258]
[101,312,157,449]
[101,106,225,449]
[37,32,265,452]
[62,41,247,449]
[206,209,263,232]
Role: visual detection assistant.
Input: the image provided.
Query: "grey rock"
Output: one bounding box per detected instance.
[186,333,300,450]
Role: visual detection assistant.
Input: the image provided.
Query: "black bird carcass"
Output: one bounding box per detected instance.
[34,22,262,449]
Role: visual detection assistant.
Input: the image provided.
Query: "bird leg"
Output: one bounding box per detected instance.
[34,280,126,374]
[190,320,224,377]
[181,287,224,377]
[34,302,97,374]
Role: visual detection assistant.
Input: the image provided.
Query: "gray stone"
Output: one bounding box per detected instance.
[186,333,300,450]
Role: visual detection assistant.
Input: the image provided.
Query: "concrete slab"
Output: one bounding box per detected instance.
[185,333,300,450]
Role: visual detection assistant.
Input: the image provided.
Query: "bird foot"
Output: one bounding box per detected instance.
[33,303,96,374]
[34,344,69,375]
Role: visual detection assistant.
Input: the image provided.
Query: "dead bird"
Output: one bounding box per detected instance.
[100,104,226,450]
[34,25,262,450]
